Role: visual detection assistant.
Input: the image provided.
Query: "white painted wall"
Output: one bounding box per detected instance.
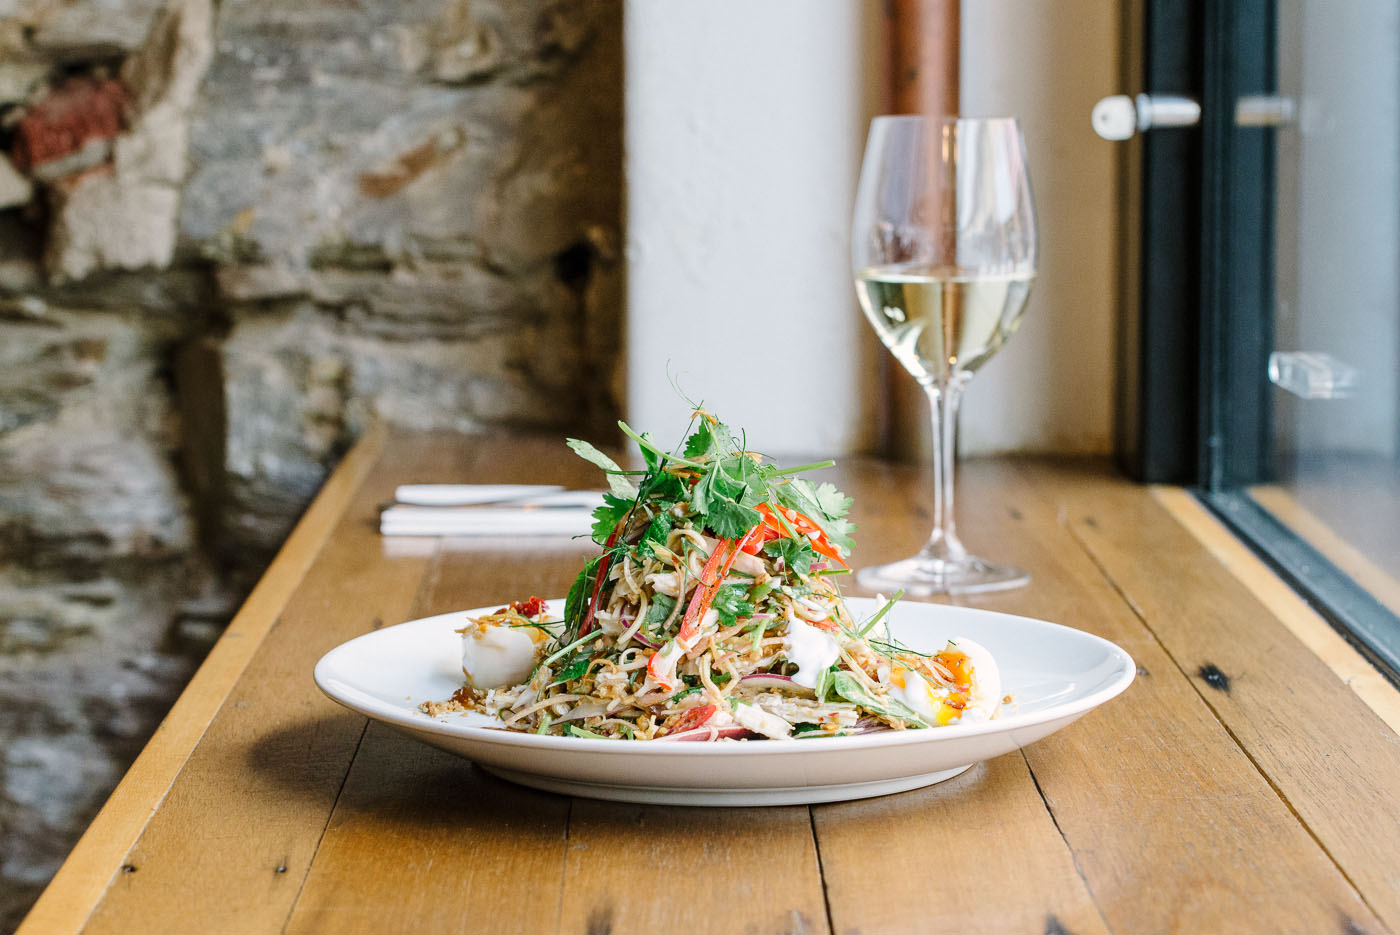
[623,0,883,456]
[957,0,1119,454]
[624,0,1120,456]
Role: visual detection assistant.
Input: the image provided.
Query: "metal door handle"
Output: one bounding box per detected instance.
[1092,94,1201,141]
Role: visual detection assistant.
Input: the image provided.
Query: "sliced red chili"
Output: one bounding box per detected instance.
[667,704,717,734]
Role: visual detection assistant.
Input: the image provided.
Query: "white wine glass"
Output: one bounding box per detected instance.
[852,115,1037,595]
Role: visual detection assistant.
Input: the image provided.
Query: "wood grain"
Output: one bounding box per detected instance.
[1029,461,1400,931]
[16,425,388,935]
[559,801,829,935]
[1155,485,1400,733]
[283,724,571,935]
[936,458,1385,933]
[79,433,460,934]
[813,755,1108,935]
[284,459,600,935]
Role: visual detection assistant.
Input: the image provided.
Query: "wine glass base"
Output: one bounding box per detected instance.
[856,554,1030,597]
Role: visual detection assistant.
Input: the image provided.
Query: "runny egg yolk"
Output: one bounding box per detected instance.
[889,666,967,726]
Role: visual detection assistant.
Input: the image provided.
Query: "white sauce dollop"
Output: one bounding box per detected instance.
[782,616,840,689]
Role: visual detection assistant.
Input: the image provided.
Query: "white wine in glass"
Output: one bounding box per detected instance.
[852,116,1037,595]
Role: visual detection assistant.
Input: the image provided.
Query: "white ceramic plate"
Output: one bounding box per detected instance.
[314,598,1135,806]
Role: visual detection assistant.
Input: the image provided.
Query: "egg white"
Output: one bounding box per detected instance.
[461,624,540,690]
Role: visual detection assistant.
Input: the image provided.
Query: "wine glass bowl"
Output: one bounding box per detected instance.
[853,116,1037,596]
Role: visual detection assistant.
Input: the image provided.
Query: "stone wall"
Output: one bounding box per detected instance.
[0,0,622,927]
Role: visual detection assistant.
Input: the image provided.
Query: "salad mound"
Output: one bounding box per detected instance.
[421,412,1001,740]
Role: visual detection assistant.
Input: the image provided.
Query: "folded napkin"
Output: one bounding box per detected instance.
[379,487,605,537]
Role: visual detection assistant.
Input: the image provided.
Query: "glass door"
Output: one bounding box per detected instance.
[1258,0,1400,619]
[1117,0,1400,680]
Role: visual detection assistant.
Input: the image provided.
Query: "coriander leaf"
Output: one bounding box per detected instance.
[551,654,591,686]
[773,478,856,555]
[689,467,718,516]
[591,493,634,543]
[710,458,749,501]
[763,536,815,576]
[638,513,675,558]
[711,584,755,626]
[683,420,716,459]
[564,556,601,636]
[567,438,638,499]
[647,471,686,504]
[705,498,762,539]
[644,594,676,636]
[813,482,853,521]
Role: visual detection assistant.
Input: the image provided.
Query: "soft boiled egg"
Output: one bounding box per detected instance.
[460,619,550,690]
[888,636,1002,726]
[947,636,1001,718]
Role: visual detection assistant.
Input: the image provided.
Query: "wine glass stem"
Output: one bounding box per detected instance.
[924,381,968,564]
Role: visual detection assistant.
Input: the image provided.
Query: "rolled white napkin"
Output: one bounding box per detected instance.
[378,488,606,537]
[393,484,564,506]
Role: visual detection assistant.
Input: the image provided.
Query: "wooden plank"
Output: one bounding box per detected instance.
[1155,485,1400,733]
[1028,461,1400,931]
[77,433,458,934]
[16,425,388,935]
[806,459,1105,934]
[558,801,830,935]
[940,458,1386,933]
[284,462,600,935]
[283,724,571,935]
[812,756,1108,935]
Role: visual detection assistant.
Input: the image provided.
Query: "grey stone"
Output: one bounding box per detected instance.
[0,154,32,209]
[24,0,166,59]
[0,308,195,567]
[0,57,48,103]
[180,0,622,271]
[0,564,199,928]
[43,0,214,282]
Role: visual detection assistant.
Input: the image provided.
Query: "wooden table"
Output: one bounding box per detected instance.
[21,431,1400,935]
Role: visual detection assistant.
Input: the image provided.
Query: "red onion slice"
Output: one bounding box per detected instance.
[629,631,661,650]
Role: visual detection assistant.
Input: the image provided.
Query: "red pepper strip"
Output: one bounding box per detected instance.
[739,517,783,554]
[579,526,623,637]
[668,704,717,734]
[677,523,765,647]
[756,504,848,568]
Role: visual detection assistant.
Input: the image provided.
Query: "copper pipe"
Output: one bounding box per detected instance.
[882,0,960,461]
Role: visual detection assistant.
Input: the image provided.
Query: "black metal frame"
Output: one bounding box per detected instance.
[1128,0,1400,684]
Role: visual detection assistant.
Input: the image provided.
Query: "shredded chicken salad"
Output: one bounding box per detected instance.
[419,412,1003,741]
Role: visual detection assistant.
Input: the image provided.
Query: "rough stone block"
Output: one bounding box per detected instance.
[180,0,622,272]
[40,0,213,282]
[0,155,33,209]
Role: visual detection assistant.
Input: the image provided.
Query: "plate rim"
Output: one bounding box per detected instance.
[313,597,1136,756]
